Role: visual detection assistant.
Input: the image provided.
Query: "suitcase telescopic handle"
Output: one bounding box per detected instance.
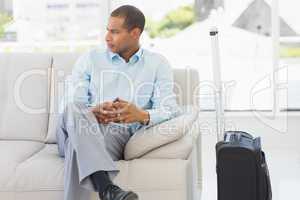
[210,27,225,141]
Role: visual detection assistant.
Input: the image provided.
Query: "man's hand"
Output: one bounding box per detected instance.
[112,98,150,124]
[91,102,117,124]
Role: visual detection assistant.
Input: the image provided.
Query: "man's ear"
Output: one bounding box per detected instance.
[130,27,141,39]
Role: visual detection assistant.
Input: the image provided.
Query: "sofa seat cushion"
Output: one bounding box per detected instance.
[8,144,190,193]
[124,106,199,160]
[0,141,45,190]
[116,159,190,192]
[8,144,64,191]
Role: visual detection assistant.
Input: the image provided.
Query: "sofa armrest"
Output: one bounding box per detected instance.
[124,106,199,160]
[140,120,200,160]
[140,135,193,159]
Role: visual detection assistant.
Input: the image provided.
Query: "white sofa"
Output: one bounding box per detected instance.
[0,53,202,200]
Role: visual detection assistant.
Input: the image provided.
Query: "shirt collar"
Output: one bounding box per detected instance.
[107,47,143,65]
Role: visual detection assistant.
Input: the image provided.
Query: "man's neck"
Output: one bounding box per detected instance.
[120,45,140,63]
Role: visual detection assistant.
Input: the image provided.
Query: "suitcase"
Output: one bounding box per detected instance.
[210,28,272,200]
[216,131,272,200]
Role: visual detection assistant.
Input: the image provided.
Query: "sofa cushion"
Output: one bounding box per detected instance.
[0,53,51,141]
[9,144,190,194]
[0,141,45,190]
[173,68,200,106]
[9,144,65,191]
[46,53,81,143]
[124,106,199,160]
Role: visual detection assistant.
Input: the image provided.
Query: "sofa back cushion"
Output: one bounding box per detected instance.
[46,53,81,143]
[45,53,200,143]
[173,68,199,106]
[0,53,51,141]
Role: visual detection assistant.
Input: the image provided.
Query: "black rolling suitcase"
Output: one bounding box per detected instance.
[216,131,272,200]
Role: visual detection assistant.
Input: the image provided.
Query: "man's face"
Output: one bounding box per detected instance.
[105,16,138,54]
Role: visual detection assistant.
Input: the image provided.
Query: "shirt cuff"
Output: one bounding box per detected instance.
[144,109,163,128]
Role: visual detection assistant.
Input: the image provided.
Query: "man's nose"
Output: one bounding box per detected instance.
[105,33,112,42]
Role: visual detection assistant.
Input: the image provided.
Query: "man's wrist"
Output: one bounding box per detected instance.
[139,110,150,125]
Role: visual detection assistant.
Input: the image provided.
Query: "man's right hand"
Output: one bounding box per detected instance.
[91,102,117,124]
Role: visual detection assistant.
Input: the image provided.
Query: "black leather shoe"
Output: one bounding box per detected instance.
[100,184,138,200]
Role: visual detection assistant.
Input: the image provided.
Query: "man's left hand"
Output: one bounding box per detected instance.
[112,98,150,125]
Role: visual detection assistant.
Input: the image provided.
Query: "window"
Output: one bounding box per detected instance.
[278,0,300,110]
[112,0,274,111]
[0,0,110,52]
[0,0,299,111]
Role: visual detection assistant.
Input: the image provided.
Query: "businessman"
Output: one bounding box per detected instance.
[56,5,180,200]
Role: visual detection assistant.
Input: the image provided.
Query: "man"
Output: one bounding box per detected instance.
[56,5,180,200]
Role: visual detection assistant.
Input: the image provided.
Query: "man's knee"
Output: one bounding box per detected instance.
[63,102,99,136]
[60,102,86,132]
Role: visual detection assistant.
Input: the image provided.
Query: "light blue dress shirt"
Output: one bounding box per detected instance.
[61,47,181,134]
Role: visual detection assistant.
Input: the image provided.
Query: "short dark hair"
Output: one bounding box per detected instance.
[110,5,145,33]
